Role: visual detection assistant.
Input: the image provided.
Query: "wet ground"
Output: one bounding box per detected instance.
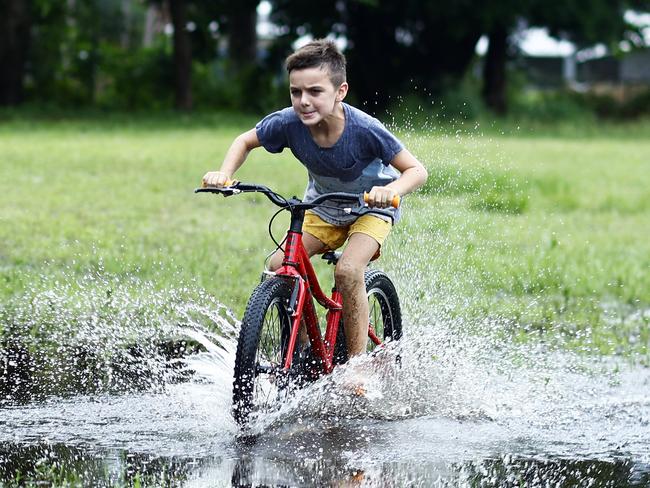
[1,324,649,487]
[1,273,649,486]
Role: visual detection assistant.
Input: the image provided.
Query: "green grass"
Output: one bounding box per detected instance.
[391,131,650,356]
[1,112,648,358]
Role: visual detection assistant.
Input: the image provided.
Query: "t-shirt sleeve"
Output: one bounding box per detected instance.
[367,119,404,165]
[255,110,288,154]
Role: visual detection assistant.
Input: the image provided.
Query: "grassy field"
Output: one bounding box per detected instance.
[1,111,648,359]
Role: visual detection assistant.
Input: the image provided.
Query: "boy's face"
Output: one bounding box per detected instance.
[289,67,348,126]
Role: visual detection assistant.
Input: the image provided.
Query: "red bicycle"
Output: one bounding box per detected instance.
[197,182,402,425]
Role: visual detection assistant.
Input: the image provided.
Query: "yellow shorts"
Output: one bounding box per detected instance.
[303,211,392,259]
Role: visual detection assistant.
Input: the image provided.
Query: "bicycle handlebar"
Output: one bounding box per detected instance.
[196,182,399,222]
[196,182,289,207]
[196,181,400,211]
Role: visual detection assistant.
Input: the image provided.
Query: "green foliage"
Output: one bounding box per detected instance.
[192,59,287,113]
[506,87,650,122]
[389,76,650,127]
[509,90,596,122]
[579,88,650,119]
[7,0,648,116]
[97,43,175,110]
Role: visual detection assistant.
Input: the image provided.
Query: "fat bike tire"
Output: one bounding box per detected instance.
[335,269,403,363]
[232,277,295,426]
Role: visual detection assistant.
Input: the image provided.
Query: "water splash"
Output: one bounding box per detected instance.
[1,262,649,486]
[0,268,239,401]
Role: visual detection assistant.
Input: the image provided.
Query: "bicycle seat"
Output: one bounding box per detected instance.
[321,251,342,265]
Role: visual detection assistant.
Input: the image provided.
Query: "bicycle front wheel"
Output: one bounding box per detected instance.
[232,277,296,426]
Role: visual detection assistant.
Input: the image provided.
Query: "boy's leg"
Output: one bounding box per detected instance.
[335,232,380,357]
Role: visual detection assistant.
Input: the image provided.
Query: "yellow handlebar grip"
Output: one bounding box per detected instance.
[363,192,401,208]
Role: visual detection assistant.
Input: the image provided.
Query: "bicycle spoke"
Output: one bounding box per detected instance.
[367,285,394,352]
[250,297,293,412]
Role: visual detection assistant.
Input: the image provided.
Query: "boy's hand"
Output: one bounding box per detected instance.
[365,186,400,209]
[202,171,232,188]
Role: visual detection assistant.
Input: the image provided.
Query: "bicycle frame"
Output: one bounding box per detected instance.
[196,183,387,376]
[274,228,343,374]
[275,228,383,376]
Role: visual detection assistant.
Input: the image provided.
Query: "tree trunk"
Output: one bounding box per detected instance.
[0,0,31,106]
[227,1,258,72]
[482,25,509,115]
[169,0,192,110]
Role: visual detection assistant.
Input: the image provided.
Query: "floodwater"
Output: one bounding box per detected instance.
[1,279,649,487]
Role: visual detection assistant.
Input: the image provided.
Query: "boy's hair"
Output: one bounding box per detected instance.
[285,39,346,87]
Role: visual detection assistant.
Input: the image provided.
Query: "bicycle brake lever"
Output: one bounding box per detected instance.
[195,180,241,196]
[342,195,367,214]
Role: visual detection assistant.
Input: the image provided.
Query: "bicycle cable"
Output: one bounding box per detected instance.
[267,206,289,255]
[266,201,363,253]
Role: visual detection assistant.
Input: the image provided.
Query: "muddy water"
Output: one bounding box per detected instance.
[1,304,649,487]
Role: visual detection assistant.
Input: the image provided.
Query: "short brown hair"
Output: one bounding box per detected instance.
[285,39,347,87]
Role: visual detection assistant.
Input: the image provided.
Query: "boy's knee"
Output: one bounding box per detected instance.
[334,259,364,287]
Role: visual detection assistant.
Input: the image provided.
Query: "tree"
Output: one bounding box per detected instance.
[164,0,262,111]
[169,0,192,109]
[481,0,650,113]
[269,0,486,112]
[224,0,259,72]
[482,23,510,115]
[0,0,33,105]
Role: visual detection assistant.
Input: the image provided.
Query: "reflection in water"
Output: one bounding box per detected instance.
[0,443,204,487]
[0,441,648,487]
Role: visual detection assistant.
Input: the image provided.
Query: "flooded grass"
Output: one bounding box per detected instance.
[1,113,649,485]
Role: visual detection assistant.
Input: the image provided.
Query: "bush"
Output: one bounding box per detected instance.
[384,73,486,129]
[191,59,286,113]
[96,43,174,110]
[509,90,595,122]
[561,88,650,120]
[622,89,650,118]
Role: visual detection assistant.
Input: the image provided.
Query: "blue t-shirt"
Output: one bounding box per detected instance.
[255,102,404,225]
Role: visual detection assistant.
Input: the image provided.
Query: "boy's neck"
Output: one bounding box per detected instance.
[309,102,345,148]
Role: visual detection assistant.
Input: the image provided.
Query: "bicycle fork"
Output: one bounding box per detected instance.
[282,276,343,375]
[277,230,345,375]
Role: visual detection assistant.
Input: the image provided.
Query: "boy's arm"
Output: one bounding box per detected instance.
[202,128,261,187]
[366,149,428,208]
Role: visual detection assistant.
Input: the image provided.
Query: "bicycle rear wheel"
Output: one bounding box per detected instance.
[365,269,402,352]
[335,269,402,362]
[232,277,298,425]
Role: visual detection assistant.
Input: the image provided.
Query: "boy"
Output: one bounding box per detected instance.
[202,39,427,358]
